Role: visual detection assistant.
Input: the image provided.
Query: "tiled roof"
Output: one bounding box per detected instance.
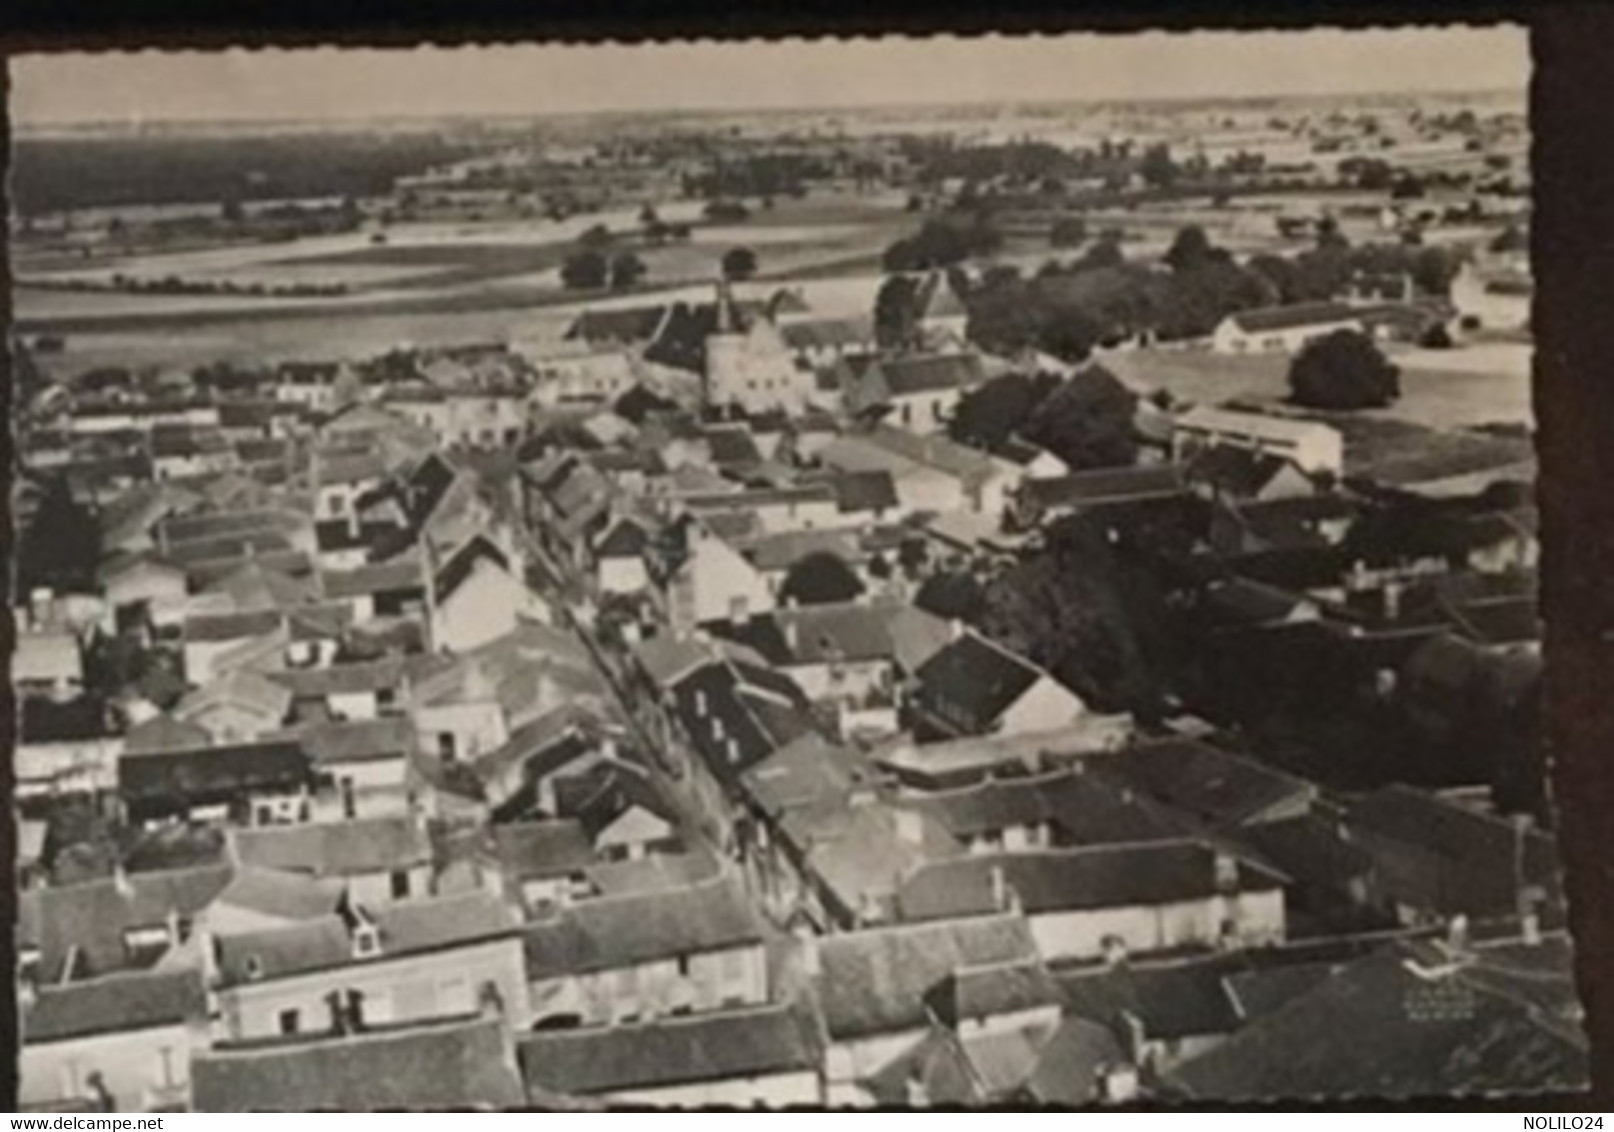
[816,912,1041,1041]
[1164,940,1587,1100]
[23,968,208,1045]
[229,815,433,879]
[213,890,519,985]
[522,873,764,979]
[17,864,233,981]
[912,630,1057,733]
[320,555,427,599]
[119,741,312,809]
[1021,464,1186,511]
[183,608,285,643]
[1100,739,1315,828]
[894,841,1286,923]
[517,1004,819,1097]
[827,469,900,514]
[214,867,347,923]
[192,1016,526,1111]
[1227,301,1361,334]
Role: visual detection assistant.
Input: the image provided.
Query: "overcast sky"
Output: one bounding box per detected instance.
[11,27,1527,126]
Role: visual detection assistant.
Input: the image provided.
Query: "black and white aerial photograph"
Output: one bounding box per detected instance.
[8,23,1582,1111]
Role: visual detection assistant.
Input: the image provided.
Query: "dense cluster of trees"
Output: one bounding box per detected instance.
[560,249,646,291]
[780,552,866,605]
[948,366,1138,471]
[721,246,759,281]
[30,273,350,299]
[13,133,475,216]
[679,152,825,200]
[1287,330,1402,410]
[954,220,1462,363]
[702,200,752,223]
[18,476,101,596]
[882,213,1003,273]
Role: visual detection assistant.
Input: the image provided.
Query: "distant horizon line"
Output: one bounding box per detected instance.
[12,83,1527,134]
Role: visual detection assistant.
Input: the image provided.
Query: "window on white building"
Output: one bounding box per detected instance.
[279,1009,300,1035]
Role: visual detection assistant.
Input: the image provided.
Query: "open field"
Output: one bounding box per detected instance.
[1103,340,1531,431]
[14,189,913,347]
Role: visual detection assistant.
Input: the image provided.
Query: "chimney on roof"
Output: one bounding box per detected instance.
[112,862,134,900]
[782,617,800,653]
[1102,934,1129,971]
[1212,850,1239,894]
[1382,579,1404,622]
[1445,913,1471,953]
[794,922,822,979]
[989,865,1016,913]
[726,736,741,766]
[893,807,924,848]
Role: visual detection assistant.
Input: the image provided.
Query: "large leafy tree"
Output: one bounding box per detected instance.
[948,371,1062,451]
[779,552,866,606]
[1022,365,1139,471]
[18,475,101,595]
[873,275,925,352]
[722,246,759,281]
[1288,329,1402,410]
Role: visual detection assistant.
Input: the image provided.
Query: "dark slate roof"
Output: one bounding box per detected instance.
[1235,814,1376,898]
[922,959,1064,1029]
[1186,446,1299,499]
[816,913,1042,1041]
[119,741,312,806]
[1061,958,1245,1042]
[565,305,669,345]
[1450,597,1541,647]
[707,601,897,668]
[552,762,678,843]
[594,517,651,559]
[492,820,597,882]
[912,631,1049,733]
[1228,301,1360,334]
[20,696,113,745]
[1025,1016,1130,1105]
[613,383,679,425]
[23,968,209,1044]
[703,425,764,468]
[895,842,1286,924]
[1099,739,1315,828]
[192,1016,526,1112]
[434,534,512,604]
[642,303,717,375]
[1341,785,1562,918]
[320,557,426,599]
[1165,941,1588,1101]
[1020,465,1186,512]
[906,770,1190,849]
[829,470,901,514]
[669,660,819,789]
[314,519,399,554]
[517,1005,818,1096]
[522,873,765,978]
[230,815,432,878]
[881,352,987,396]
[182,608,285,643]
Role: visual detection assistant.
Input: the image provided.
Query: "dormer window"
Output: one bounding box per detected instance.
[353,924,382,959]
